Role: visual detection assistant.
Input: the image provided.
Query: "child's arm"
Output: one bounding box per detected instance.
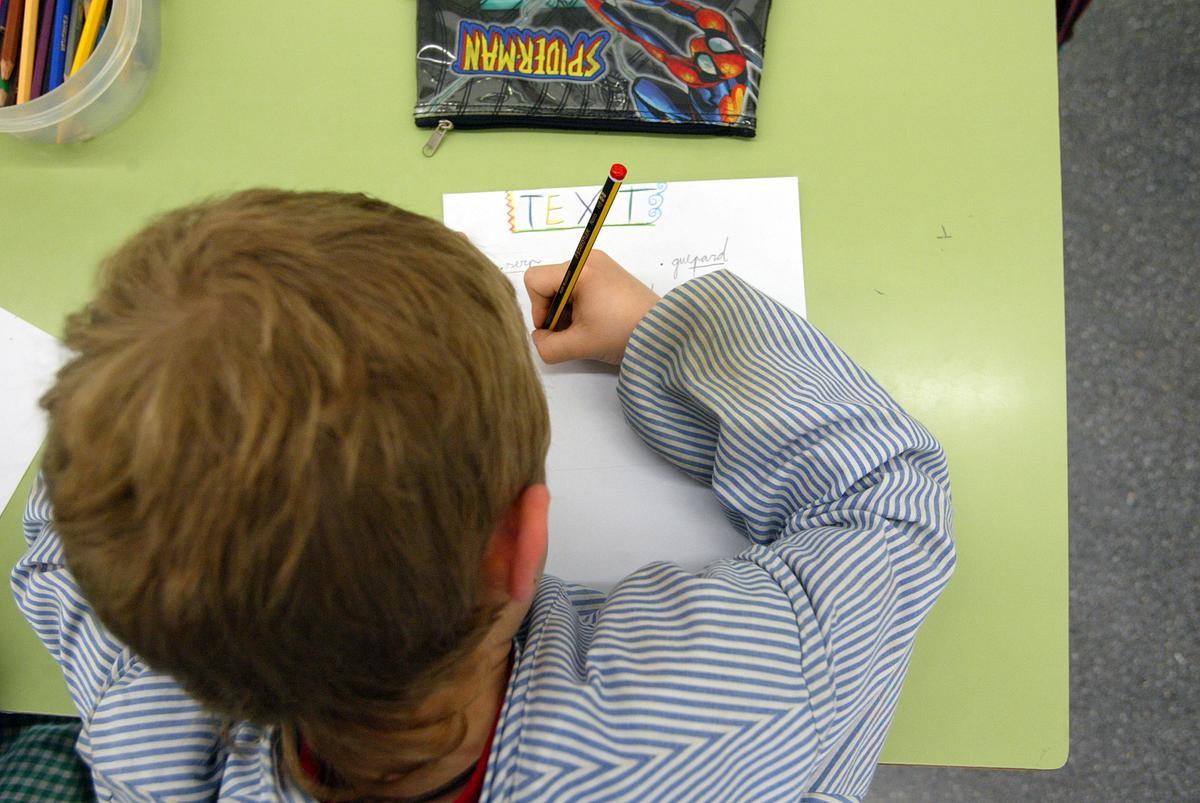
[524,257,954,798]
[10,476,130,721]
[618,271,952,553]
[11,476,245,799]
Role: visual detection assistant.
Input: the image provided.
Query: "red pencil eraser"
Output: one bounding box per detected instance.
[610,163,628,181]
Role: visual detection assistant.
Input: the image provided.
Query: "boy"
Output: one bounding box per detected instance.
[13,190,954,802]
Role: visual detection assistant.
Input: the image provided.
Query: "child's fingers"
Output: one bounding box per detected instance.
[524,263,567,327]
[530,325,589,364]
[530,293,551,330]
[524,263,568,301]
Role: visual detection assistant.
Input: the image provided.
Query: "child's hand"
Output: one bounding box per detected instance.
[525,252,660,365]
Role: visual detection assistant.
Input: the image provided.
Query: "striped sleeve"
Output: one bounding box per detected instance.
[11,474,129,722]
[616,270,956,796]
[486,270,954,801]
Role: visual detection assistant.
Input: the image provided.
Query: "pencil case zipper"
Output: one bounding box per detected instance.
[417,113,754,157]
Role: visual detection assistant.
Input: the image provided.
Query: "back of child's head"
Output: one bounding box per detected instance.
[40,189,549,795]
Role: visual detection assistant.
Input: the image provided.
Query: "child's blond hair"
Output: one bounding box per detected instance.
[40,189,549,798]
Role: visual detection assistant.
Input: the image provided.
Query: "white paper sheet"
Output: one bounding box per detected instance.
[0,307,69,510]
[444,177,804,588]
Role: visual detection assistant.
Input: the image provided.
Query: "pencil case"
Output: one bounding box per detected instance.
[415,0,773,155]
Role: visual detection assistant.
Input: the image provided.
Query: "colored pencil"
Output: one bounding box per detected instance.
[30,0,53,99]
[0,0,22,81]
[0,0,8,30]
[542,164,629,331]
[15,0,36,103]
[93,0,105,39]
[3,58,15,106]
[46,0,67,90]
[62,0,81,75]
[0,73,9,106]
[68,0,103,76]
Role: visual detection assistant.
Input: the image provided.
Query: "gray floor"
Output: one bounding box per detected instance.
[871,1,1199,800]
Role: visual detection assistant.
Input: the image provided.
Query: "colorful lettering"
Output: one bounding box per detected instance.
[545,195,564,227]
[453,21,610,82]
[505,185,668,234]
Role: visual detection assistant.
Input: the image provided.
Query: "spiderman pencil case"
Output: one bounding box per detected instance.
[415,0,773,154]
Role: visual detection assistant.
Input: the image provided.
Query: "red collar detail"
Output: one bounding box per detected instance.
[451,691,504,803]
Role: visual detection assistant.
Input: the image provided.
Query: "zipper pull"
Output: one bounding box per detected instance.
[422,120,454,157]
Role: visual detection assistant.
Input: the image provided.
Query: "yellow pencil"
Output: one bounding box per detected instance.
[542,164,628,331]
[15,0,36,103]
[68,0,104,77]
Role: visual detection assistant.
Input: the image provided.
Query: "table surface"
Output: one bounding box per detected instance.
[0,0,1068,770]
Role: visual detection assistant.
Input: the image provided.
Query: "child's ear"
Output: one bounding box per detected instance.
[481,484,550,604]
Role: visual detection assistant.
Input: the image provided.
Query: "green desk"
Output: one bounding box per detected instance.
[0,1,1067,769]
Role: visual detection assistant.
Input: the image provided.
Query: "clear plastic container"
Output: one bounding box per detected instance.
[0,0,159,143]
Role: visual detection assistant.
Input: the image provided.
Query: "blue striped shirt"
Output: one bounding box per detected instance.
[12,271,954,801]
